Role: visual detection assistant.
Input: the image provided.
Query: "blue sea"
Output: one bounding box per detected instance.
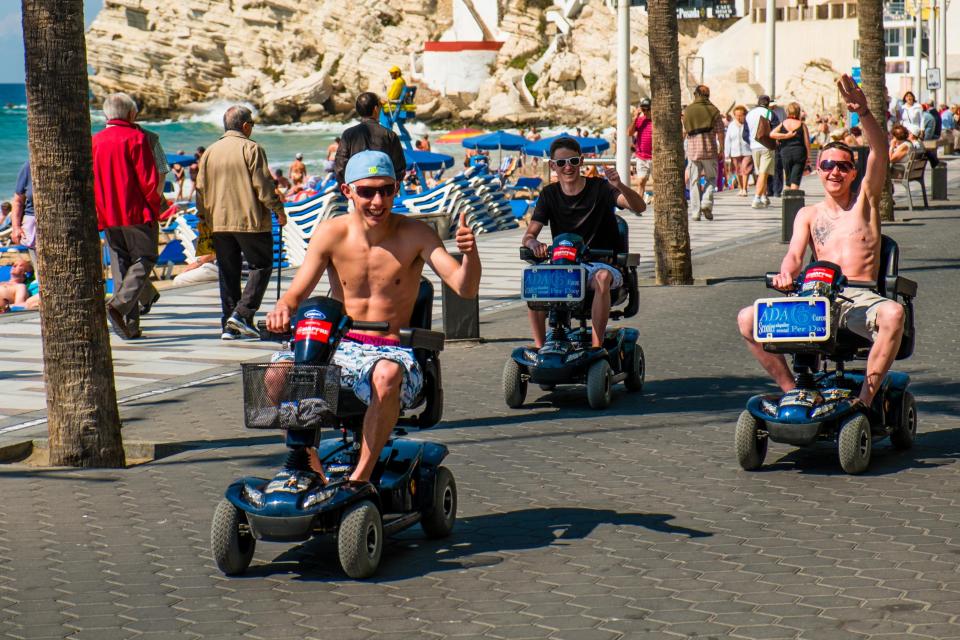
[0,83,466,199]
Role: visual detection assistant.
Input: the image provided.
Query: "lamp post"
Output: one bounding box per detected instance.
[616,0,631,181]
[914,0,923,102]
[941,0,948,102]
[766,0,776,96]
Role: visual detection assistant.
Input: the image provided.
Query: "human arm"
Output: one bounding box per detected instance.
[246,144,287,226]
[602,165,646,214]
[521,220,548,258]
[422,212,481,299]
[838,74,886,206]
[9,194,24,245]
[132,136,162,216]
[772,208,814,289]
[803,124,811,162]
[265,222,335,331]
[889,142,910,163]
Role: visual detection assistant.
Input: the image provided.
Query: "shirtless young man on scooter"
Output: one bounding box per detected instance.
[737,75,906,409]
[266,151,481,482]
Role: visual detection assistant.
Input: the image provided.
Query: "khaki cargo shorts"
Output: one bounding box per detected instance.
[838,288,891,341]
[752,149,775,176]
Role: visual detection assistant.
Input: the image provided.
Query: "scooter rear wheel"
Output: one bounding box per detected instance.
[211,499,256,576]
[338,500,383,579]
[838,413,872,474]
[586,360,613,409]
[421,466,457,538]
[503,359,528,408]
[735,410,768,470]
[624,346,645,392]
[890,391,918,450]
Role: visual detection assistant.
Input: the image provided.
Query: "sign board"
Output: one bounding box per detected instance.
[630,0,736,18]
[927,67,942,91]
[851,66,861,85]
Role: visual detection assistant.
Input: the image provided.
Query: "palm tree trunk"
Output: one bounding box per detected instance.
[647,0,693,284]
[858,0,896,221]
[22,0,125,467]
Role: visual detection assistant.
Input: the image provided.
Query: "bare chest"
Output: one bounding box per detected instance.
[329,239,424,295]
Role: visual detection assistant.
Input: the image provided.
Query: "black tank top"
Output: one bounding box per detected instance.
[779,121,806,151]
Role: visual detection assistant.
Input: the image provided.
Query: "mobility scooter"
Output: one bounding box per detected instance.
[502,215,645,410]
[737,235,919,475]
[211,281,457,578]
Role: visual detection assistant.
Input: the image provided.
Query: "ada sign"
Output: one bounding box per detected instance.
[927,67,942,91]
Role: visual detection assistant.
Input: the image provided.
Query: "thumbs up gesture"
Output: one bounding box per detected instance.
[455,210,477,255]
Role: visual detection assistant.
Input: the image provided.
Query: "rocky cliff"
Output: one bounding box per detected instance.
[86,0,742,127]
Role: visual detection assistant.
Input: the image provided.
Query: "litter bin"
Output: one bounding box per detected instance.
[781,189,805,244]
[932,163,948,200]
[442,253,480,340]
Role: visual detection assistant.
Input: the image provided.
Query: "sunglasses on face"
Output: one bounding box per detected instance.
[552,156,583,168]
[819,159,855,173]
[352,184,397,199]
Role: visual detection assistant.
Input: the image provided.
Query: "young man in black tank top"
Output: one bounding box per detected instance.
[521,138,647,349]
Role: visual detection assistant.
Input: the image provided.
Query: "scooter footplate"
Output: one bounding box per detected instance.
[247,514,316,542]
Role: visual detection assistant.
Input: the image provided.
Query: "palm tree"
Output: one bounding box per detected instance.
[858,0,896,221]
[647,0,693,284]
[22,0,125,467]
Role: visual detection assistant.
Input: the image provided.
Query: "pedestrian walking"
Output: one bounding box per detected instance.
[196,105,287,340]
[92,92,163,340]
[627,97,653,201]
[745,94,779,209]
[10,161,37,271]
[725,106,753,196]
[682,85,724,220]
[770,102,810,190]
[333,92,406,184]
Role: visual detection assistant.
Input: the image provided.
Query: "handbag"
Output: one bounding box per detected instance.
[754,110,776,150]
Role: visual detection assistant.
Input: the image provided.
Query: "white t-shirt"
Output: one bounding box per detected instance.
[900,103,923,129]
[724,121,751,157]
[745,106,774,153]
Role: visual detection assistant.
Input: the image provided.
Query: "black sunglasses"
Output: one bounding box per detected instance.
[819,159,855,173]
[352,184,397,199]
[552,156,583,168]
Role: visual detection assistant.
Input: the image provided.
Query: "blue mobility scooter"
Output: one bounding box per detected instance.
[211,281,456,578]
[738,235,919,475]
[502,215,644,410]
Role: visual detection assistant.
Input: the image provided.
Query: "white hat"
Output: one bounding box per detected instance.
[295,153,303,160]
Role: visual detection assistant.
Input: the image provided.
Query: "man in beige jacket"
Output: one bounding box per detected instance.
[197,105,287,339]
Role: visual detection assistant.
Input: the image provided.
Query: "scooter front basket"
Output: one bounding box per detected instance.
[241,363,341,430]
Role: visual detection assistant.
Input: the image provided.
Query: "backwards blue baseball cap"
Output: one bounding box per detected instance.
[344,150,396,184]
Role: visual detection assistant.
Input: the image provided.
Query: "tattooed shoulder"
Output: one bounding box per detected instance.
[812,216,832,247]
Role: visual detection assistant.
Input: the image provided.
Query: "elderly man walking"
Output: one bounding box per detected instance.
[682,85,725,220]
[196,105,286,340]
[92,92,162,340]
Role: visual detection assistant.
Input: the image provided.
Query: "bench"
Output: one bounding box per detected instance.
[891,151,928,212]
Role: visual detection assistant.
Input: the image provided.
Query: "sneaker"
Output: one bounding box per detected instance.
[139,291,160,316]
[701,207,714,221]
[761,195,770,207]
[751,197,763,209]
[226,312,260,339]
[221,327,241,340]
[106,303,136,340]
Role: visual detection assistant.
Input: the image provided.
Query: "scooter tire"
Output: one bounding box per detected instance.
[421,466,457,538]
[337,500,383,579]
[503,359,527,408]
[838,413,872,474]
[624,345,645,392]
[586,360,612,409]
[890,391,918,450]
[211,499,255,576]
[735,410,768,470]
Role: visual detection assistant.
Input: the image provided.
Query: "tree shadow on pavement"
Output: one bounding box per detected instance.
[241,507,712,581]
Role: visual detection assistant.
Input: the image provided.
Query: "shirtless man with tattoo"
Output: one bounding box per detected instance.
[737,75,905,410]
[266,151,481,482]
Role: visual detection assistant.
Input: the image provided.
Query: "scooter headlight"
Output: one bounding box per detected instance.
[242,485,265,508]
[302,487,337,509]
[811,401,839,419]
[760,399,779,416]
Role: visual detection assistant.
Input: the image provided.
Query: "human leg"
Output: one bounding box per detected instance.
[700,158,717,218]
[351,359,404,482]
[234,232,274,321]
[737,305,795,392]
[687,159,704,218]
[858,301,905,405]
[589,269,613,348]
[212,233,243,330]
[528,308,547,347]
[113,222,159,331]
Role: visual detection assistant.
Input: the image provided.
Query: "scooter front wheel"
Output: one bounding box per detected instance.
[838,413,872,474]
[586,360,612,409]
[421,466,458,538]
[338,500,383,579]
[503,359,528,408]
[735,410,768,470]
[211,499,256,576]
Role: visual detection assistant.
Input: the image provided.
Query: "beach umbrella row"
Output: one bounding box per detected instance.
[520,133,610,157]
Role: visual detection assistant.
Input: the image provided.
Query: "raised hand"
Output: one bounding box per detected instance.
[601,164,622,188]
[455,210,476,255]
[837,74,868,115]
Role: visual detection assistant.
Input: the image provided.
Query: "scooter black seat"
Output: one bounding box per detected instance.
[572,215,639,322]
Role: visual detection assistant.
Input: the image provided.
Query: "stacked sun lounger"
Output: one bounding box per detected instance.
[280,185,349,267]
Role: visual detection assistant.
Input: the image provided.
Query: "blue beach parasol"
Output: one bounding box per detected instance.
[522,134,611,157]
[166,153,196,167]
[403,148,455,171]
[461,130,529,151]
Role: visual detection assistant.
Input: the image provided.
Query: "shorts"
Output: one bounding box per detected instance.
[731,155,753,174]
[20,215,36,249]
[752,149,775,176]
[838,288,891,341]
[272,338,424,408]
[584,262,623,289]
[634,157,652,178]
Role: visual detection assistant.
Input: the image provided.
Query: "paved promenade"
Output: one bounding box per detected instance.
[0,178,823,427]
[0,190,958,639]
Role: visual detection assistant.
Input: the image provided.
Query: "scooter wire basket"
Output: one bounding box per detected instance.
[241,363,341,430]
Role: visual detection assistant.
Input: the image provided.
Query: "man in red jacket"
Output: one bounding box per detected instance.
[93,92,162,339]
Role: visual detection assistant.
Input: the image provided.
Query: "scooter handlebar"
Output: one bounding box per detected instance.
[351,320,391,332]
[519,247,546,263]
[256,320,293,342]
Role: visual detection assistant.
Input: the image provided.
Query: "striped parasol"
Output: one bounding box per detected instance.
[435,128,485,144]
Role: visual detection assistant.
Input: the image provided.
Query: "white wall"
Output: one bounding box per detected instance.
[423,48,500,95]
[447,0,501,40]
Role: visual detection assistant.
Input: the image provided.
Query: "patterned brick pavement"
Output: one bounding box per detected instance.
[0,207,958,639]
